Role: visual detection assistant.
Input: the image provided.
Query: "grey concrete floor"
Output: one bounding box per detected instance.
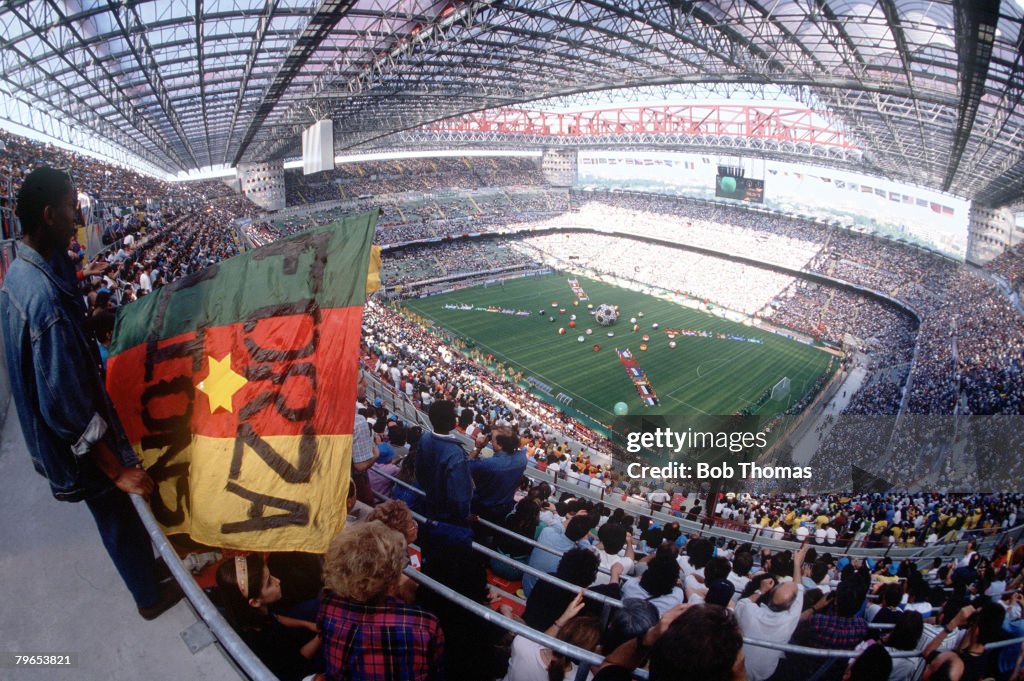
[0,404,242,681]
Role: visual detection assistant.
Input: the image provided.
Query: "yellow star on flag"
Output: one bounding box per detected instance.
[196,354,248,413]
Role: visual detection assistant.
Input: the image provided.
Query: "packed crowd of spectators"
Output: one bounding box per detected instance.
[554,191,1022,421]
[198,448,1024,681]
[264,189,570,247]
[283,157,543,206]
[1,129,170,208]
[7,127,1024,680]
[355,187,1020,490]
[988,242,1024,300]
[362,300,611,455]
[564,191,962,313]
[383,238,541,285]
[0,130,262,358]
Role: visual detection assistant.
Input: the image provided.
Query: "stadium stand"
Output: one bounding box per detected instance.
[4,1,1024,676]
[283,157,543,206]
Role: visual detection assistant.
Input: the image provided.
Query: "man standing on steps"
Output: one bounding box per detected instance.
[416,399,473,525]
[648,487,671,514]
[0,167,182,620]
[470,425,527,525]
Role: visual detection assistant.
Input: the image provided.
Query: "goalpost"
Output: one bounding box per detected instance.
[770,376,791,402]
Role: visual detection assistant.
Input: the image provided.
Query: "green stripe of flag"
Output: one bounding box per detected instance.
[110,210,378,356]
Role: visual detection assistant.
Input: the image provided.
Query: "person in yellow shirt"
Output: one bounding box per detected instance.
[815,513,830,529]
[902,527,916,547]
[789,511,807,534]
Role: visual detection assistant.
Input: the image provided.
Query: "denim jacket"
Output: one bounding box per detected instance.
[0,243,138,501]
[415,431,472,524]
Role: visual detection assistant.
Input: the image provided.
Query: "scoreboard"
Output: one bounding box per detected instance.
[715,172,765,203]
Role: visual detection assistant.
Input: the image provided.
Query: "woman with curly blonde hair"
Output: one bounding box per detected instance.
[318,521,444,680]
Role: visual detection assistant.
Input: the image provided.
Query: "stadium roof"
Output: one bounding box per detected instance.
[1,1,1023,205]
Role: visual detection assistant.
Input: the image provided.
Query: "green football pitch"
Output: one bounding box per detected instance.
[402,273,836,425]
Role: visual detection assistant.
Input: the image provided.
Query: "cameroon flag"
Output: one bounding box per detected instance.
[106,212,378,552]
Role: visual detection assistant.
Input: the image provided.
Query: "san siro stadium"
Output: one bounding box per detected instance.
[1,2,1023,680]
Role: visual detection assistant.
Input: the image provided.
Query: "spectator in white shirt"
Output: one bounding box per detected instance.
[956,540,978,568]
[648,488,671,513]
[503,612,600,681]
[728,551,754,598]
[686,556,732,605]
[734,544,808,681]
[677,537,713,581]
[138,264,152,295]
[825,524,839,545]
[592,523,635,586]
[620,548,684,616]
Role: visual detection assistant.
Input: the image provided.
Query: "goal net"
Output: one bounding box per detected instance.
[770,376,791,402]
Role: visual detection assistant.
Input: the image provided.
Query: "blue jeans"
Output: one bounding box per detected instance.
[84,488,160,609]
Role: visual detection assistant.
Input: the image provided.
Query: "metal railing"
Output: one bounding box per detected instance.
[372,488,622,608]
[401,566,632,680]
[367,418,1022,570]
[359,373,1024,565]
[403,553,1024,681]
[373,468,615,572]
[521,466,1024,564]
[133,485,1024,681]
[129,494,276,681]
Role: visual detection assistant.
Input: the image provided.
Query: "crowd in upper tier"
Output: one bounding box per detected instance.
[0,130,258,317]
[282,157,543,206]
[5,129,1024,681]
[3,129,1022,480]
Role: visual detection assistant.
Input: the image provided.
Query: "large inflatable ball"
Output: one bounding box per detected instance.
[607,332,615,337]
[549,317,555,323]
[642,335,650,342]
[638,312,644,318]
[629,317,637,324]
[573,300,579,307]
[570,314,577,321]
[568,321,576,328]
[558,327,565,335]
[593,345,600,352]
[551,302,558,307]
[577,335,585,342]
[594,304,619,327]
[587,303,594,310]
[632,324,640,332]
[586,328,593,336]
[613,402,628,416]
[652,323,659,330]
[669,341,677,348]
[639,343,648,351]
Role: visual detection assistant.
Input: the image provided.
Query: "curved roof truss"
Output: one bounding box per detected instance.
[1,1,1022,204]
